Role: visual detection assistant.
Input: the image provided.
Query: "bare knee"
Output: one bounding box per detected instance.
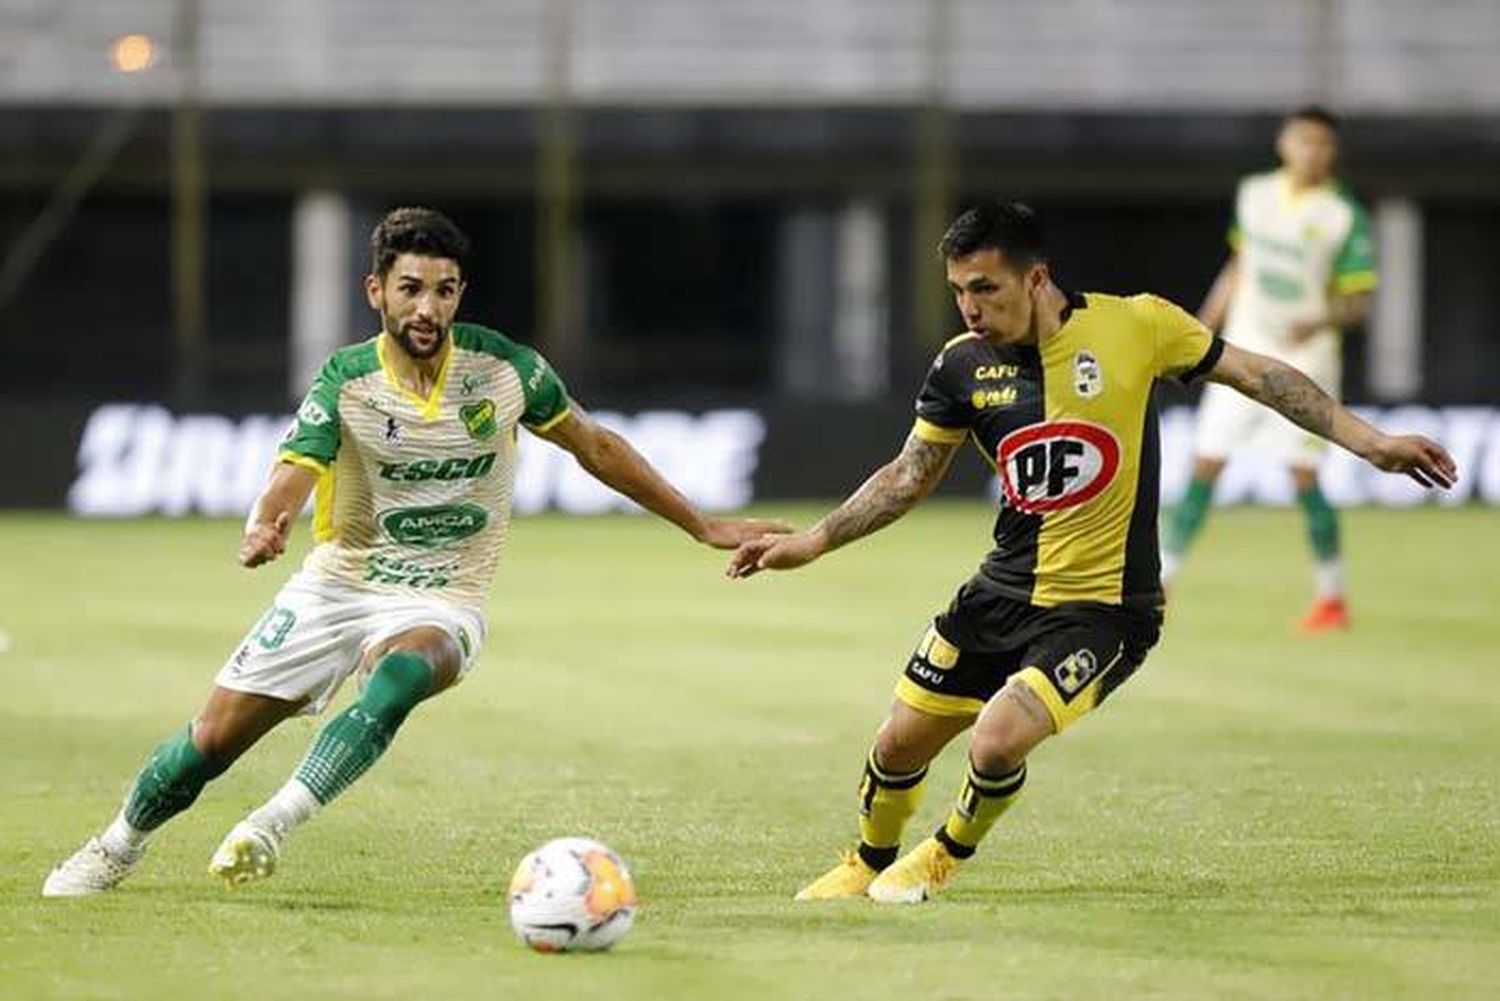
[192,688,302,764]
[872,703,971,774]
[1191,456,1227,485]
[1290,465,1320,492]
[968,682,1053,775]
[872,722,928,774]
[190,714,262,765]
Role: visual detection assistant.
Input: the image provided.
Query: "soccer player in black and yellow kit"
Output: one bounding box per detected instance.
[728,203,1456,904]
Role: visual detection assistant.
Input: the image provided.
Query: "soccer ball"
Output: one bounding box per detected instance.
[508,837,638,953]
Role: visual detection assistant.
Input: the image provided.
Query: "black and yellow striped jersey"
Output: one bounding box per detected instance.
[914,292,1222,608]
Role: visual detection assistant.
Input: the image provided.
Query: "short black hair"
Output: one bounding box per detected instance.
[1285,104,1340,132]
[938,202,1046,268]
[371,207,470,278]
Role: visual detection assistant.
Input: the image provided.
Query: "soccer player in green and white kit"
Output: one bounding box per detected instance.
[43,207,787,896]
[1162,106,1376,631]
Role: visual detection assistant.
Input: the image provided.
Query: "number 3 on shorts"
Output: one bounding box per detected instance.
[252,607,297,652]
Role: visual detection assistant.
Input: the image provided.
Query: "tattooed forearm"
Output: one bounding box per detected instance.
[813,434,954,552]
[1254,360,1335,439]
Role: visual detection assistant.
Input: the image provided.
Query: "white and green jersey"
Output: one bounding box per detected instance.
[1224,170,1377,384]
[278,323,570,611]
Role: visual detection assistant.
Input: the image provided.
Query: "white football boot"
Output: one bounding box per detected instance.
[208,821,282,887]
[42,836,144,897]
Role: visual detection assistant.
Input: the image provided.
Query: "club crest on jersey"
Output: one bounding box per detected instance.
[460,399,497,440]
[1073,351,1103,399]
[996,420,1121,514]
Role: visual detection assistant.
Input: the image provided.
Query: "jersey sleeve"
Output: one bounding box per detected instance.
[1139,294,1224,385]
[912,344,974,444]
[1333,197,1377,294]
[278,358,343,471]
[511,344,572,431]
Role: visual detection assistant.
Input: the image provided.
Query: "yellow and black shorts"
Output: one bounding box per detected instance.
[895,574,1162,732]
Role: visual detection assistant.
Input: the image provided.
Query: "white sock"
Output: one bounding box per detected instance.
[100,810,151,856]
[1160,550,1181,586]
[1314,559,1344,600]
[247,778,321,841]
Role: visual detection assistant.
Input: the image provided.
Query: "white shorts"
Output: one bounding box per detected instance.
[1193,380,1333,466]
[214,572,486,715]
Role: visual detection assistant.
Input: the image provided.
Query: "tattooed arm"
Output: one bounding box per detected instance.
[726,432,960,578]
[1207,342,1457,488]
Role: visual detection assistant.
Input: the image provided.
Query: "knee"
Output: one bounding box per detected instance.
[363,649,437,717]
[968,730,1025,777]
[1191,457,1225,485]
[184,720,238,773]
[872,718,933,775]
[968,698,1046,775]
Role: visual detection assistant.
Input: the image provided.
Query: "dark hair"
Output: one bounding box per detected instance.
[938,202,1046,267]
[370,207,470,278]
[1285,104,1340,132]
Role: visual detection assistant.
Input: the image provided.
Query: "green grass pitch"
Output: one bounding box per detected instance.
[2,504,1497,1000]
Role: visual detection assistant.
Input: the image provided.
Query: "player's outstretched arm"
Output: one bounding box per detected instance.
[1197,255,1239,331]
[239,461,320,568]
[537,407,791,549]
[1288,291,1372,343]
[1207,342,1458,489]
[727,432,959,578]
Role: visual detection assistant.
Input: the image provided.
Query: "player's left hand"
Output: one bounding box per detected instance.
[1286,318,1323,343]
[238,511,292,568]
[695,515,793,550]
[1365,434,1458,489]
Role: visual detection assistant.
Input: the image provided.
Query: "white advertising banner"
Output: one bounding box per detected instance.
[67,404,767,517]
[65,403,1500,517]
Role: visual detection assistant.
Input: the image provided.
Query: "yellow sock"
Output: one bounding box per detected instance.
[935,759,1027,859]
[856,749,928,870]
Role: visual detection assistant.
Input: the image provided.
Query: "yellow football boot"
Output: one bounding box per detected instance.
[865,836,963,904]
[793,849,878,901]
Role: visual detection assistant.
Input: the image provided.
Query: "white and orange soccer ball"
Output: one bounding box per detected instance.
[508,837,638,953]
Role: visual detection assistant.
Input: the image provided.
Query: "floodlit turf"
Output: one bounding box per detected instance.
[2,504,1497,1001]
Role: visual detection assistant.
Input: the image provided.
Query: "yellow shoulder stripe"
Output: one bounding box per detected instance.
[525,405,573,434]
[277,451,329,475]
[912,417,967,444]
[1334,271,1378,294]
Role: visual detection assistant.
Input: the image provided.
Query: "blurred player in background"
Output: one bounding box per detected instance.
[43,207,787,897]
[730,203,1453,904]
[1162,106,1376,631]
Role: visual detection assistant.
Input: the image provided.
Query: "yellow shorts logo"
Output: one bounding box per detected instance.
[917,627,960,670]
[1052,649,1098,696]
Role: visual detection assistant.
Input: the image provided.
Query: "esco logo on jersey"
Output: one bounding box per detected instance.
[996,420,1121,514]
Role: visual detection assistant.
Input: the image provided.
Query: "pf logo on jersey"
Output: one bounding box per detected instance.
[996,420,1121,514]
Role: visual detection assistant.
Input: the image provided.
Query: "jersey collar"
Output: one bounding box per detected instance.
[377,332,454,421]
[1059,289,1088,326]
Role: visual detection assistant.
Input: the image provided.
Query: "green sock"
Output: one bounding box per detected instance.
[1165,478,1214,556]
[1296,485,1341,561]
[123,725,228,831]
[293,651,434,805]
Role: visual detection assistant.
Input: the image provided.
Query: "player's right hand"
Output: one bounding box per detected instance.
[727,531,825,578]
[238,511,292,568]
